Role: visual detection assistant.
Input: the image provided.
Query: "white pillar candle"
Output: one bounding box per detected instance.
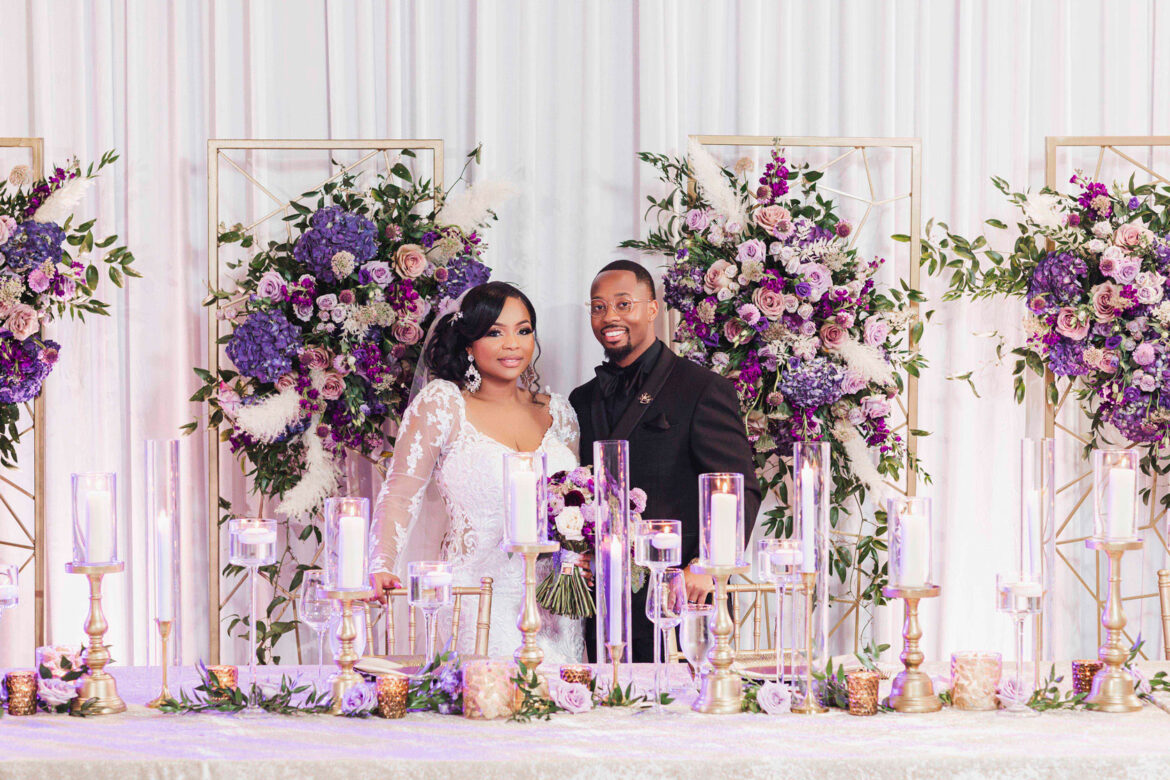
[155,512,174,620]
[239,526,277,546]
[85,489,114,563]
[337,514,367,589]
[800,465,817,573]
[1022,488,1041,579]
[896,512,930,587]
[651,531,681,551]
[1104,466,1137,539]
[606,536,625,641]
[509,470,538,544]
[0,585,17,603]
[709,492,738,566]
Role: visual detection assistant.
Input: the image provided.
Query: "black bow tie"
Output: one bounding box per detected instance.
[595,361,637,399]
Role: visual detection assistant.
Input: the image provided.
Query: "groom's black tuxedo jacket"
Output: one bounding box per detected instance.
[569,341,761,662]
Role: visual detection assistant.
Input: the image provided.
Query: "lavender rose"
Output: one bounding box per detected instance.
[6,304,39,341]
[752,287,786,320]
[863,318,890,347]
[341,681,377,716]
[256,271,286,301]
[315,293,339,312]
[736,239,766,264]
[38,677,78,708]
[685,208,710,232]
[756,681,792,715]
[819,322,847,350]
[392,320,424,346]
[550,681,592,714]
[299,346,330,370]
[320,372,346,401]
[364,261,394,286]
[393,244,428,278]
[1054,307,1089,340]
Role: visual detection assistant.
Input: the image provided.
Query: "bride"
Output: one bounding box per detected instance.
[369,281,585,663]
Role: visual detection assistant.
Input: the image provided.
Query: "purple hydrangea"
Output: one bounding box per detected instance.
[1106,393,1162,443]
[0,333,59,404]
[292,207,378,283]
[1045,339,1089,377]
[226,309,302,383]
[777,357,845,409]
[1028,252,1087,309]
[438,254,490,300]
[2,220,66,272]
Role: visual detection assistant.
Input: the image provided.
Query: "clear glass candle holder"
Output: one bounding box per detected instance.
[324,496,370,591]
[793,441,829,575]
[71,472,118,565]
[145,440,181,665]
[699,473,744,567]
[0,563,17,614]
[228,517,278,710]
[888,496,933,588]
[502,451,548,546]
[408,560,453,662]
[1093,449,1139,541]
[594,440,632,668]
[757,538,802,685]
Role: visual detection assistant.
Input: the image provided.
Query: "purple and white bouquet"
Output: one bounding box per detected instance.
[0,153,139,466]
[192,147,506,521]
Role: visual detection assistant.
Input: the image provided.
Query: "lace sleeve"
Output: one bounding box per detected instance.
[550,393,580,461]
[369,380,461,574]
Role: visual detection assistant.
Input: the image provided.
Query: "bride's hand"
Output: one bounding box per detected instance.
[575,550,594,587]
[369,571,403,601]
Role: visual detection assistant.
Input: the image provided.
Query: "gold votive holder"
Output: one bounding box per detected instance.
[846,670,880,716]
[206,664,238,701]
[5,669,38,716]
[462,659,518,720]
[376,674,409,719]
[950,651,1002,711]
[1072,659,1104,696]
[560,664,593,687]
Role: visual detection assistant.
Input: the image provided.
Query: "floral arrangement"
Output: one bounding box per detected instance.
[536,465,648,618]
[621,140,926,603]
[0,153,139,466]
[920,174,1170,457]
[160,661,332,715]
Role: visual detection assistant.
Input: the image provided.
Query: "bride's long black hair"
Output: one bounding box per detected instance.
[425,281,544,401]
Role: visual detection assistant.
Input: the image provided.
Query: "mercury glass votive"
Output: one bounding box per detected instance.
[560,664,593,686]
[950,652,1002,711]
[5,669,37,716]
[376,674,409,719]
[1072,659,1104,695]
[462,659,518,720]
[846,670,880,716]
[206,664,238,701]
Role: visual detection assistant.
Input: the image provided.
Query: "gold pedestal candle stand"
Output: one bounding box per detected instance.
[882,584,943,713]
[145,619,174,708]
[323,587,374,714]
[791,571,827,714]
[604,642,627,690]
[691,562,750,714]
[1085,538,1143,713]
[504,542,559,670]
[65,562,127,715]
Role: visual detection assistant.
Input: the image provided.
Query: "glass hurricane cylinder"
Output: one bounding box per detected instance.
[228,517,278,705]
[888,497,933,588]
[757,538,802,685]
[324,497,370,591]
[593,440,632,676]
[1020,438,1055,684]
[1093,449,1139,541]
[145,440,181,665]
[698,473,744,568]
[502,451,549,546]
[0,562,17,614]
[793,442,829,575]
[72,472,118,565]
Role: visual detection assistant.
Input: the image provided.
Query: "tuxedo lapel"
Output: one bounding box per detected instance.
[609,346,677,441]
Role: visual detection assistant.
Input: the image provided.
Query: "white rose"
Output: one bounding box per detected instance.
[797,303,814,319]
[716,287,734,302]
[555,507,585,542]
[1092,221,1112,239]
[1087,238,1106,254]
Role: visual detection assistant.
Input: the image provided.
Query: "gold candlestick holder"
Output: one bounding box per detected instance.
[504,542,559,670]
[65,562,127,715]
[604,641,626,690]
[1085,538,1144,713]
[146,619,174,708]
[691,562,749,714]
[323,587,374,714]
[792,571,828,714]
[882,584,943,713]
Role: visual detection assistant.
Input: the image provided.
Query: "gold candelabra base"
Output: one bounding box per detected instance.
[323,587,374,714]
[65,562,127,715]
[882,584,942,714]
[791,571,827,714]
[146,619,174,709]
[504,542,559,671]
[691,562,750,714]
[1085,539,1144,713]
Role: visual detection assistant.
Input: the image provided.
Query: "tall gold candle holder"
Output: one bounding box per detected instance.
[65,562,127,715]
[323,587,374,714]
[145,619,174,708]
[1085,538,1143,713]
[792,571,828,714]
[504,542,559,669]
[604,641,626,690]
[691,562,749,714]
[882,584,942,713]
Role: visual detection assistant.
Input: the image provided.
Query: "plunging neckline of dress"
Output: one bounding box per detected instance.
[456,392,556,454]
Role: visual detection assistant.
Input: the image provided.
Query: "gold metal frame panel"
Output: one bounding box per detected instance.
[206,139,443,663]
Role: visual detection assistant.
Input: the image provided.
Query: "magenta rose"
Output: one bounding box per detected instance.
[5,304,39,341]
[752,287,785,320]
[393,244,428,278]
[1054,307,1089,340]
[835,311,855,329]
[753,205,790,233]
[819,322,847,350]
[320,372,346,401]
[299,346,330,370]
[685,208,710,232]
[863,318,890,347]
[704,259,735,293]
[1133,342,1157,366]
[27,268,51,293]
[392,319,424,346]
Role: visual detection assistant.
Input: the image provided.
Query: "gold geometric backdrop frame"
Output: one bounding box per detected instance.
[1044,135,1170,657]
[0,137,47,652]
[686,135,923,652]
[206,139,443,663]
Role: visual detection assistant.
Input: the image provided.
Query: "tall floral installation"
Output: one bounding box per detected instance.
[620,139,928,612]
[0,152,139,466]
[190,147,504,659]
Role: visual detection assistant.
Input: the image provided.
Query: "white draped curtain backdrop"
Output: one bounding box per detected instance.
[1,0,1168,669]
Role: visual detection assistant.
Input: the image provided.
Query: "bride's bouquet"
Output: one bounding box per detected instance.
[536,466,647,619]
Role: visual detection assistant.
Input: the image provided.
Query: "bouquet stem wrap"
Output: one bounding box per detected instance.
[536,549,594,619]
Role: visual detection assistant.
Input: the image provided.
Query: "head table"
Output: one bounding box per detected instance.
[1,661,1169,780]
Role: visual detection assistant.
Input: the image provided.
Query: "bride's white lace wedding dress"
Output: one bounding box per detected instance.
[370,378,585,663]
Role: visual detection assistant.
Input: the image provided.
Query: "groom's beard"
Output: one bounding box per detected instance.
[603,343,635,363]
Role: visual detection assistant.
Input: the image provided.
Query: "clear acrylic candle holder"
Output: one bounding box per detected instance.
[0,562,17,614]
[888,496,933,588]
[408,560,453,662]
[793,441,829,576]
[698,473,744,568]
[502,451,548,546]
[145,440,181,664]
[228,517,278,704]
[1093,449,1140,541]
[757,538,802,685]
[996,572,1042,715]
[1020,438,1056,674]
[71,472,118,565]
[324,496,370,592]
[593,440,632,671]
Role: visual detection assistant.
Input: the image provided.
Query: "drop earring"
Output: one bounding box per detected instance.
[465,354,482,393]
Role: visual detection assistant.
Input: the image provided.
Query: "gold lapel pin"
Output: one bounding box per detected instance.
[638,393,653,405]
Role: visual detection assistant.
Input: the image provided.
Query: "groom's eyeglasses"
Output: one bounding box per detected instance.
[588,299,651,318]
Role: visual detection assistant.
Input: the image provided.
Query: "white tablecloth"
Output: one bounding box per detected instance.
[2,662,1169,779]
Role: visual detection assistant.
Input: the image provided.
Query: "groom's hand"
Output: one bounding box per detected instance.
[683,565,715,604]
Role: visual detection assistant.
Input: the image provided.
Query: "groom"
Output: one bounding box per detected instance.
[571,260,761,663]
